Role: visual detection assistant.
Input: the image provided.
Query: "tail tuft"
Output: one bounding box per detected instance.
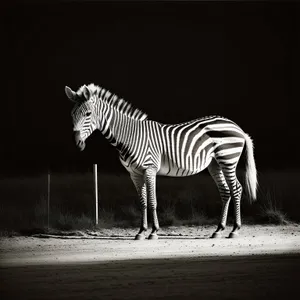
[244,134,258,203]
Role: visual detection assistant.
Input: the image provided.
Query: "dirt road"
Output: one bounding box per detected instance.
[1,225,300,299]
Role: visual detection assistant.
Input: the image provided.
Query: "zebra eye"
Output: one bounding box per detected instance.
[86,112,91,117]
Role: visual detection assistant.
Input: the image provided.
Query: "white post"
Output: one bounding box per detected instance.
[93,164,98,225]
[47,169,50,231]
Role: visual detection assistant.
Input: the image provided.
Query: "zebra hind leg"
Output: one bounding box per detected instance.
[130,173,148,240]
[219,162,243,238]
[208,159,231,238]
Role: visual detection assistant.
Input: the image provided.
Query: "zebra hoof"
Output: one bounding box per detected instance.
[228,232,239,238]
[211,232,222,238]
[135,234,146,240]
[148,233,158,240]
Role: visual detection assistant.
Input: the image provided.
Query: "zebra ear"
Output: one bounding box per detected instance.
[82,85,91,100]
[65,86,77,102]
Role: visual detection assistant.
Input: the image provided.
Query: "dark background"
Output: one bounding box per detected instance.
[2,0,299,175]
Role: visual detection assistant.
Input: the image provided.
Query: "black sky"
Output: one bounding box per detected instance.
[2,1,299,175]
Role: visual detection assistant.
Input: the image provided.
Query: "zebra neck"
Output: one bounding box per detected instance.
[101,110,138,153]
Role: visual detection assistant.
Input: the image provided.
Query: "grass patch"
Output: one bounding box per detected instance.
[182,211,217,226]
[119,205,140,227]
[259,188,290,225]
[159,205,179,226]
[96,209,115,229]
[53,212,95,230]
[0,170,299,233]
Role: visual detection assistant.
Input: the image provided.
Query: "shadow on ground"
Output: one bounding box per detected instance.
[1,254,300,300]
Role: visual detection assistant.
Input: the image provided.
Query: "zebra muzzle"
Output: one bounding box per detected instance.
[76,140,86,151]
[74,131,86,151]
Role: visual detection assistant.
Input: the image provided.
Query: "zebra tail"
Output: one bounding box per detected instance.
[243,133,258,203]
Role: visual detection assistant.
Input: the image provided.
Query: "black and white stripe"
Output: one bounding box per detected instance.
[65,83,258,240]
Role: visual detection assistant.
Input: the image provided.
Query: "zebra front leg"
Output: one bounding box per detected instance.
[144,168,159,240]
[130,173,148,240]
[208,159,231,238]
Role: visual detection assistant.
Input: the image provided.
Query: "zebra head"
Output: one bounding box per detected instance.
[65,85,98,151]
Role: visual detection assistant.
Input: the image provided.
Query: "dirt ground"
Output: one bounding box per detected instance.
[1,225,300,299]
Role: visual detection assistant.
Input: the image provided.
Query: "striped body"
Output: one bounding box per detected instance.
[118,117,245,178]
[65,83,258,240]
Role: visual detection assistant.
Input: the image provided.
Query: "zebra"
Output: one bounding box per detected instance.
[65,83,258,240]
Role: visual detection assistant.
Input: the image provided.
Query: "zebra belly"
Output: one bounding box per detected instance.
[157,156,212,177]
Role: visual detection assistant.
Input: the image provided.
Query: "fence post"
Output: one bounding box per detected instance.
[47,169,50,231]
[93,164,98,225]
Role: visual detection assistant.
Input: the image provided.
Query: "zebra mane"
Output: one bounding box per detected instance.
[77,83,148,121]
